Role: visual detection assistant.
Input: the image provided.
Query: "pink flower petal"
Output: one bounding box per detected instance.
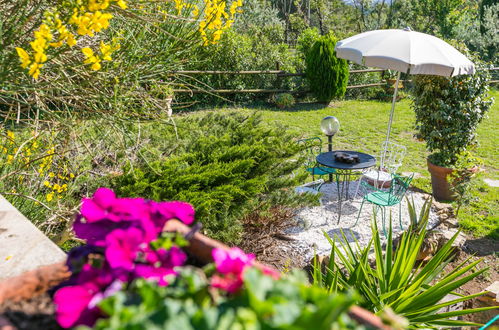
[80,198,108,223]
[210,274,243,293]
[134,264,176,286]
[156,201,195,225]
[92,188,116,209]
[260,265,280,280]
[212,247,254,275]
[72,216,123,246]
[105,228,144,270]
[54,285,99,328]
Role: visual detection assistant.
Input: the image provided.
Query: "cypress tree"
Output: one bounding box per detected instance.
[305,34,349,104]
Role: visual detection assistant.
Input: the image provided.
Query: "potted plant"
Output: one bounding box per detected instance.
[0,188,387,329]
[412,45,493,201]
[273,93,295,109]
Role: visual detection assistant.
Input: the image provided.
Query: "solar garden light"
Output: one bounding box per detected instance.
[321,116,340,152]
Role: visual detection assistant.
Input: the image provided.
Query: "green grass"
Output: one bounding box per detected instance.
[197,89,498,239]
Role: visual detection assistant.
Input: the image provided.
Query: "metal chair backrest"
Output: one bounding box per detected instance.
[389,173,414,204]
[379,141,407,174]
[297,137,323,169]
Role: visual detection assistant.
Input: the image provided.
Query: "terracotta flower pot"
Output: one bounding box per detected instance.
[427,159,454,201]
[0,220,388,329]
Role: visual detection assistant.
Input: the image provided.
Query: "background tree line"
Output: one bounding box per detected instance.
[179,0,497,104]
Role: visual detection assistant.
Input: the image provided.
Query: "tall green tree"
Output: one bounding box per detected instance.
[305,34,349,103]
[388,0,468,38]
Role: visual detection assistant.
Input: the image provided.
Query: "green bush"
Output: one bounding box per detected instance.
[92,268,359,330]
[112,112,315,243]
[296,28,321,61]
[274,93,295,109]
[181,29,300,105]
[412,48,493,167]
[305,34,349,103]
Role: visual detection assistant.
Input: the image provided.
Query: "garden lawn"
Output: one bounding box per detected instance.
[199,89,498,239]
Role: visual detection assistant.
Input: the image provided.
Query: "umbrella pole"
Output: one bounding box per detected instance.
[381,71,401,168]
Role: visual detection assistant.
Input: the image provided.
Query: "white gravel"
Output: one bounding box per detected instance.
[287,181,440,261]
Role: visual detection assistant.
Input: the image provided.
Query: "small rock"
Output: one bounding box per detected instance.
[437,293,464,318]
[432,200,452,211]
[483,178,499,188]
[439,213,449,220]
[441,216,459,229]
[295,186,320,195]
[309,254,331,273]
[294,216,312,230]
[442,230,466,248]
[479,281,499,305]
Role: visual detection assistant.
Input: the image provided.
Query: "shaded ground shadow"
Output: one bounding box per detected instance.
[463,237,499,256]
[323,201,360,216]
[244,102,332,113]
[326,228,361,244]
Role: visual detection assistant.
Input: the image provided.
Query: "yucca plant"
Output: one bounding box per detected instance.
[313,199,497,328]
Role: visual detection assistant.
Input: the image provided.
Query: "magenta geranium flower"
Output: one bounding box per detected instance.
[75,188,194,245]
[54,283,101,328]
[105,227,144,270]
[259,265,281,280]
[212,247,255,275]
[73,215,125,246]
[80,188,119,223]
[210,273,244,293]
[151,201,196,225]
[210,247,280,293]
[210,248,255,293]
[56,188,197,328]
[134,246,187,285]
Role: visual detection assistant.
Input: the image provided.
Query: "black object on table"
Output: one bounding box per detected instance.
[316,151,376,224]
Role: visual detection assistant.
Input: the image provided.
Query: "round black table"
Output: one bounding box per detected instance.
[316,151,376,223]
[316,151,376,170]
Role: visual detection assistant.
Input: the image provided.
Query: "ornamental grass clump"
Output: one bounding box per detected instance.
[1,0,243,119]
[55,187,358,329]
[313,198,497,328]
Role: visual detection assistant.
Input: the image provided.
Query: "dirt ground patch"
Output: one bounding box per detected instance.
[239,207,308,271]
[0,293,60,330]
[453,237,499,328]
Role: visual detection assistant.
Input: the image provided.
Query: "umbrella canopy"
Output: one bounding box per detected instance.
[334,28,475,159]
[335,28,475,77]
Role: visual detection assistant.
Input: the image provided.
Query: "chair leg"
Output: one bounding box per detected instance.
[399,202,403,230]
[335,173,341,195]
[317,180,324,192]
[353,199,365,227]
[354,176,362,199]
[372,205,379,232]
[381,206,387,237]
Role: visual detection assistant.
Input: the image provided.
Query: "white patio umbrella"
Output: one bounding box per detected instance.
[334,27,475,151]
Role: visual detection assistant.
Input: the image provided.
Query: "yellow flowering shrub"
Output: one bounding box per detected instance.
[15,0,243,79]
[15,0,125,79]
[0,128,76,235]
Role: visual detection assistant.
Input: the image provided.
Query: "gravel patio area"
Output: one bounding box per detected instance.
[287,181,440,260]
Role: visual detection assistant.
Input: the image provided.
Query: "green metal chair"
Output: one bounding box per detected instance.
[354,173,414,235]
[297,137,337,191]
